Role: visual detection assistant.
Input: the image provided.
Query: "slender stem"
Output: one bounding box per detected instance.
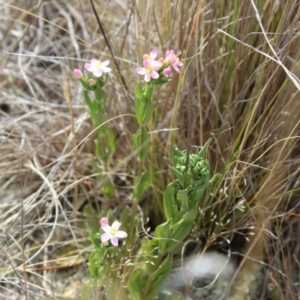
[130,125,145,226]
[92,278,98,300]
[130,84,154,230]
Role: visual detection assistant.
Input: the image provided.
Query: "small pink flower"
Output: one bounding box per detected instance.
[84,58,111,77]
[73,68,83,78]
[136,49,163,82]
[164,50,183,73]
[100,217,127,247]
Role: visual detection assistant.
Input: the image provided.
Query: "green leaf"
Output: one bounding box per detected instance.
[134,170,150,199]
[127,268,145,300]
[135,97,144,124]
[163,182,178,220]
[159,218,195,253]
[89,230,99,248]
[135,97,153,125]
[97,73,108,87]
[108,128,116,153]
[135,81,145,100]
[150,254,173,279]
[154,219,172,254]
[133,127,149,160]
[197,138,211,159]
[181,209,198,223]
[147,77,171,87]
[102,179,115,197]
[120,207,130,232]
[166,220,193,252]
[146,255,173,300]
[95,86,107,105]
[177,189,189,211]
[88,248,108,279]
[172,147,185,164]
[171,166,185,187]
[142,100,153,124]
[83,90,93,111]
[88,250,99,277]
[94,138,104,159]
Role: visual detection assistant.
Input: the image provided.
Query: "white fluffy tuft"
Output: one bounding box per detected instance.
[167,251,236,289]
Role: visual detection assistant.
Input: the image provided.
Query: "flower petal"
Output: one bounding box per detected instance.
[116,230,128,238]
[172,65,180,73]
[84,63,92,71]
[102,66,112,73]
[150,49,158,59]
[152,61,162,70]
[151,71,159,79]
[144,73,151,82]
[136,67,146,75]
[165,49,174,58]
[102,224,111,233]
[112,221,121,230]
[101,232,111,242]
[102,60,110,67]
[93,70,103,77]
[111,236,119,246]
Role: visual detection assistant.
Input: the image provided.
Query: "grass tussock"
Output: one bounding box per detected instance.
[0,0,300,299]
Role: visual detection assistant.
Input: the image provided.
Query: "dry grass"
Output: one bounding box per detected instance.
[0,0,300,299]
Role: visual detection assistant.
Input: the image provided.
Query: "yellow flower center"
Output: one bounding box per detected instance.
[94,60,102,68]
[147,65,154,72]
[110,227,117,235]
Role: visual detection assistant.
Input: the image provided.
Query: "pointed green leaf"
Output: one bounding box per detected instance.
[146,255,173,300]
[134,170,150,199]
[133,127,149,160]
[135,81,145,100]
[108,128,116,153]
[154,219,172,254]
[198,138,211,159]
[128,268,145,300]
[163,182,178,220]
[135,97,153,125]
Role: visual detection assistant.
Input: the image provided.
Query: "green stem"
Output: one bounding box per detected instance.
[130,84,154,232]
[130,124,145,226]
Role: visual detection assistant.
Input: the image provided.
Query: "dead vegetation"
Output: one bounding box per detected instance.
[0,0,300,299]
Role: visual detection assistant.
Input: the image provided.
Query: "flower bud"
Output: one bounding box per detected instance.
[73,68,83,78]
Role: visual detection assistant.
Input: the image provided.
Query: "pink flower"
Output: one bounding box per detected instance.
[164,50,183,73]
[84,58,111,77]
[100,217,127,246]
[73,68,83,78]
[136,59,162,82]
[136,49,163,82]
